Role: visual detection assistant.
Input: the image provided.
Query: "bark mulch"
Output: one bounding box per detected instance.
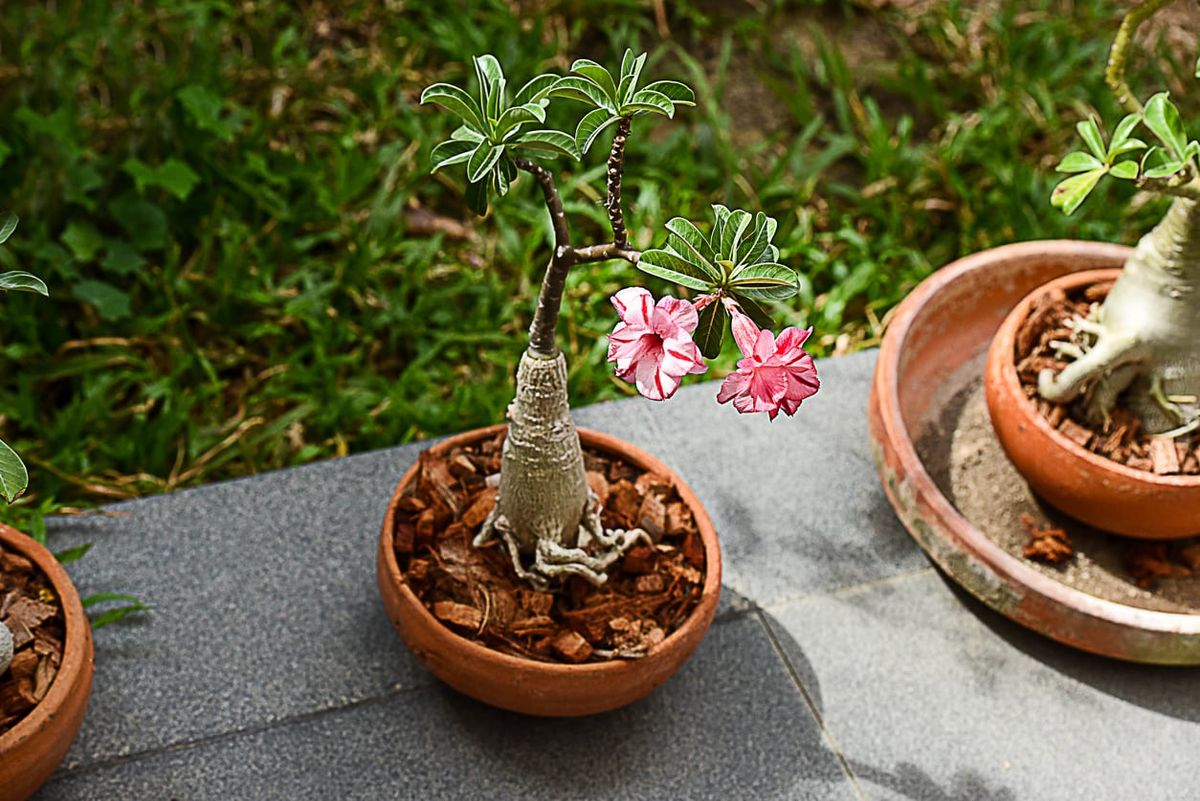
[392,430,706,664]
[1015,279,1200,476]
[0,545,65,735]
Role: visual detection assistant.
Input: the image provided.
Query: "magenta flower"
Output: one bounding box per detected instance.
[607,287,708,401]
[717,305,820,419]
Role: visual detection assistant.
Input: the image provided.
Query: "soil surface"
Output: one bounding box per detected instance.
[0,544,65,735]
[392,430,706,664]
[917,360,1200,613]
[1014,279,1200,475]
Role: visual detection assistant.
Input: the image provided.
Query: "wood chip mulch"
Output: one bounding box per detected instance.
[1123,542,1200,589]
[0,545,65,735]
[1014,280,1200,475]
[1020,513,1073,564]
[393,431,706,664]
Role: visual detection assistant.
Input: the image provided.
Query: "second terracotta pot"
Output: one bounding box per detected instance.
[984,267,1200,539]
[377,425,722,717]
[0,523,95,801]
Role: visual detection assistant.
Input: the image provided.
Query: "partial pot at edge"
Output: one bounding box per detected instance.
[376,424,722,717]
[0,523,95,801]
[984,267,1200,539]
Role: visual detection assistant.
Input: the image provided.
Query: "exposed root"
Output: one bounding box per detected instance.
[1037,313,1143,423]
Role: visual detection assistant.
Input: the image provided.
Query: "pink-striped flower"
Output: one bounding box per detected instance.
[717,305,820,419]
[607,287,707,401]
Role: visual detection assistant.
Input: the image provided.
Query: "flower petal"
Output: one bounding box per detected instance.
[611,287,654,327]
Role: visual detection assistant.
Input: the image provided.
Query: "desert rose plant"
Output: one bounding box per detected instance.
[1045,0,1200,437]
[421,51,818,588]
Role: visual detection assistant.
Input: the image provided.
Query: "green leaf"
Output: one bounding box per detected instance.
[620,49,636,79]
[466,142,502,183]
[54,543,93,564]
[1109,113,1141,154]
[152,159,200,200]
[1109,161,1139,180]
[430,138,478,172]
[1143,92,1188,160]
[1076,119,1107,161]
[484,76,505,125]
[61,220,105,261]
[110,194,168,251]
[728,292,776,330]
[718,209,753,262]
[420,83,485,132]
[72,279,132,321]
[570,59,619,105]
[0,212,16,245]
[473,54,504,95]
[83,593,150,629]
[693,302,727,360]
[494,103,546,135]
[1056,151,1104,174]
[709,204,732,252]
[637,249,718,291]
[617,52,647,104]
[101,242,146,275]
[1050,168,1106,215]
[514,74,558,106]
[548,76,614,112]
[641,80,696,106]
[177,84,238,141]
[512,130,580,159]
[623,89,674,117]
[575,108,619,154]
[465,178,489,216]
[0,437,28,503]
[450,125,485,143]
[742,214,778,265]
[1110,138,1148,158]
[82,591,141,608]
[0,271,49,296]
[664,217,718,269]
[729,263,799,300]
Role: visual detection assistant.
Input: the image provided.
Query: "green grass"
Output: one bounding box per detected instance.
[0,0,1195,520]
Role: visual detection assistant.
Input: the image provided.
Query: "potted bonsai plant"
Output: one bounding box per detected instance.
[377,51,819,715]
[0,212,95,801]
[985,0,1200,539]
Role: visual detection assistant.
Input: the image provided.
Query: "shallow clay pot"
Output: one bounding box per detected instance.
[985,268,1200,539]
[0,523,94,801]
[377,424,721,717]
[870,240,1200,664]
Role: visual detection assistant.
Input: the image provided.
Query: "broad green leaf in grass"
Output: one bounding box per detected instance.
[575,108,619,154]
[1076,119,1107,162]
[512,130,580,160]
[1051,168,1105,215]
[569,59,618,105]
[420,83,484,132]
[0,437,27,503]
[1143,93,1188,161]
[0,271,49,296]
[693,302,728,360]
[61,220,104,262]
[72,278,131,321]
[1056,151,1104,174]
[54,543,93,564]
[637,249,717,291]
[0,212,16,245]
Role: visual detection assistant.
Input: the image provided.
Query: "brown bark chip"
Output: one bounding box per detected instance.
[393,431,705,664]
[0,546,65,735]
[1020,513,1073,564]
[1014,280,1200,475]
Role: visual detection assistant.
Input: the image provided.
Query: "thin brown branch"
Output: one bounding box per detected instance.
[573,243,640,265]
[605,116,633,248]
[1105,0,1173,114]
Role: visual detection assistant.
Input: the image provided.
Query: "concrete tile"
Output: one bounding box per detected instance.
[636,350,926,607]
[765,569,1200,801]
[39,616,857,801]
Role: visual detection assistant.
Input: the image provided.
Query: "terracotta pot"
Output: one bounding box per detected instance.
[871,240,1200,664]
[984,268,1200,539]
[0,523,94,801]
[377,425,721,716]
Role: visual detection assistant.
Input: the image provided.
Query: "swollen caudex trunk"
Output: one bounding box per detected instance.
[474,349,650,589]
[1039,197,1200,433]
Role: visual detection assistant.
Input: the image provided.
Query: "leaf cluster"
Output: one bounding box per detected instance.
[639,205,800,358]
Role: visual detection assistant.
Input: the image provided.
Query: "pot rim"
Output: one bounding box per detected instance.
[0,522,92,751]
[874,238,1200,637]
[993,267,1200,489]
[378,423,722,676]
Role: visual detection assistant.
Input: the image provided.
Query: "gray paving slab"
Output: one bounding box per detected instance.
[634,349,926,607]
[40,616,858,801]
[764,569,1200,801]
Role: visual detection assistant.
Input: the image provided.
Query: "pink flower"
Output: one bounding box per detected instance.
[607,287,707,401]
[717,305,820,419]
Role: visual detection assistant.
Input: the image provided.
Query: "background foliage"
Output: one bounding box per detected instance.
[0,0,1197,520]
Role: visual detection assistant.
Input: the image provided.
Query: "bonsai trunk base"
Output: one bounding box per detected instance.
[377,425,721,716]
[870,240,1200,665]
